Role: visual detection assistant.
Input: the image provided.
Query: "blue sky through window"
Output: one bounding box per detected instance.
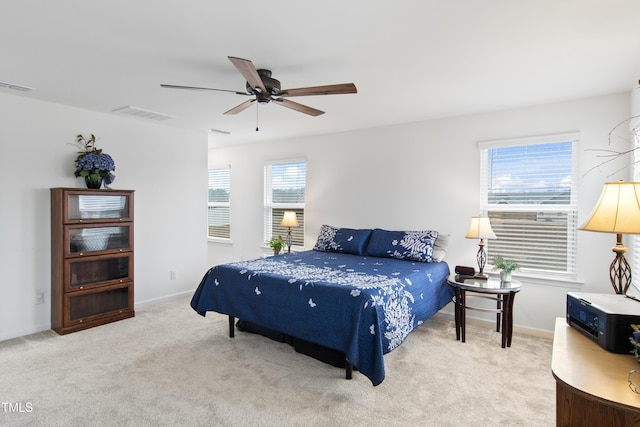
[487,141,572,204]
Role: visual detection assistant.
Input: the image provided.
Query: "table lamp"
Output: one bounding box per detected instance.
[579,180,640,294]
[281,211,299,253]
[465,215,497,279]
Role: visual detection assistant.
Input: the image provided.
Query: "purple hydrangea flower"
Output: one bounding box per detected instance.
[74,152,116,184]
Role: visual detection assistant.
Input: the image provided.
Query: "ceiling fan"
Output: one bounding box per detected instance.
[161,56,357,117]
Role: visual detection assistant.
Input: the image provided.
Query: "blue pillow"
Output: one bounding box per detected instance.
[313,225,373,256]
[366,228,439,262]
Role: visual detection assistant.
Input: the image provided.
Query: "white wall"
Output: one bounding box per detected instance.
[207,92,632,334]
[0,92,208,341]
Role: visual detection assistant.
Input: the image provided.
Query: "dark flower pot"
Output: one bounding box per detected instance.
[85,176,103,189]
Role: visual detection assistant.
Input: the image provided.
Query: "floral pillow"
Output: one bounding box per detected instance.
[365,228,439,262]
[313,225,373,256]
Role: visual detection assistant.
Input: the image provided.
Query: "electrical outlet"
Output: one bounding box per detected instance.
[169,271,176,280]
[35,289,44,304]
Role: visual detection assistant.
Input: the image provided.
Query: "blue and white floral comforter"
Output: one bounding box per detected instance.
[190,250,452,386]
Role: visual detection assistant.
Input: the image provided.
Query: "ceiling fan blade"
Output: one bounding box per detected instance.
[160,84,248,95]
[278,83,357,97]
[223,99,256,115]
[227,56,267,94]
[273,98,324,116]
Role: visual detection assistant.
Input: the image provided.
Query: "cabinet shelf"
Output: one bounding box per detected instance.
[51,188,135,334]
[65,223,133,257]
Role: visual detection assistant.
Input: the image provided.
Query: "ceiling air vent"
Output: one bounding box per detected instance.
[112,106,174,121]
[0,80,34,92]
[209,128,231,135]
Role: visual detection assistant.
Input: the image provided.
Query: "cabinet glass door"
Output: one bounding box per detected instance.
[65,253,132,291]
[66,192,131,221]
[66,225,132,256]
[67,285,131,323]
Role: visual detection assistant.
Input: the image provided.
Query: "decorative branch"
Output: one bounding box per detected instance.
[584,114,640,177]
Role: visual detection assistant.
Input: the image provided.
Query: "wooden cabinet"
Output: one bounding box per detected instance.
[51,188,135,334]
[552,318,640,426]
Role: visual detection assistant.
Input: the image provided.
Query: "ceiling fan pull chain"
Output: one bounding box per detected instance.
[256,102,259,131]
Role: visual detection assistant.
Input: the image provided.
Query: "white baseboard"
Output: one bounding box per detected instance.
[1,292,194,343]
[432,311,554,340]
[134,290,193,309]
[0,323,52,343]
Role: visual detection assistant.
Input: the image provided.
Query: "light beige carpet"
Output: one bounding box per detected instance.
[0,296,554,426]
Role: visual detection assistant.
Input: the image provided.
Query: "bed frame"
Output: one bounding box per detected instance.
[227,315,354,379]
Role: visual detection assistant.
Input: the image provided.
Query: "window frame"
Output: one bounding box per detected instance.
[478,132,580,281]
[632,118,640,291]
[264,159,306,249]
[207,167,231,242]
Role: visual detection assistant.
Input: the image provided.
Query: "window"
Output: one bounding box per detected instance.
[208,168,230,240]
[264,160,306,247]
[479,133,579,279]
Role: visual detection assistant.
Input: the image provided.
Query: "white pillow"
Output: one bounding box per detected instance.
[432,234,450,262]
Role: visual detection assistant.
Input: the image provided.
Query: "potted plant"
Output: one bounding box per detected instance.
[73,134,116,189]
[493,256,520,282]
[269,235,285,255]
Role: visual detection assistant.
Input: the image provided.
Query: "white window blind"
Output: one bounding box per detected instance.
[264,161,306,246]
[208,168,230,239]
[479,133,579,279]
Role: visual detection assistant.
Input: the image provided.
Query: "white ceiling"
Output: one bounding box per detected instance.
[2,1,640,147]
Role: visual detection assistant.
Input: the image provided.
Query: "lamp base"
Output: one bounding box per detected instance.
[475,240,488,280]
[610,236,631,294]
[286,228,293,254]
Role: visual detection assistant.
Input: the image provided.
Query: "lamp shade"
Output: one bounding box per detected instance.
[465,216,497,239]
[580,181,640,234]
[281,211,299,227]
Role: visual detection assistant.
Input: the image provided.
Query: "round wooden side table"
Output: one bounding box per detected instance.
[447,275,521,348]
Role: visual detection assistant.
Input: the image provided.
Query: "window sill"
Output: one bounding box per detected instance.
[486,272,585,288]
[208,237,232,245]
[260,244,306,253]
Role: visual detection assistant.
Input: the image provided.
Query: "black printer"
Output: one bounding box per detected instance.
[566,292,640,354]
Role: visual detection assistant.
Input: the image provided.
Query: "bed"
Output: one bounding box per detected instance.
[190,225,454,386]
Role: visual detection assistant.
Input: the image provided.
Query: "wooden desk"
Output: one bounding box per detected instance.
[552,318,640,426]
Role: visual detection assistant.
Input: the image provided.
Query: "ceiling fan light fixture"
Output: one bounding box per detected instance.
[256,93,272,103]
